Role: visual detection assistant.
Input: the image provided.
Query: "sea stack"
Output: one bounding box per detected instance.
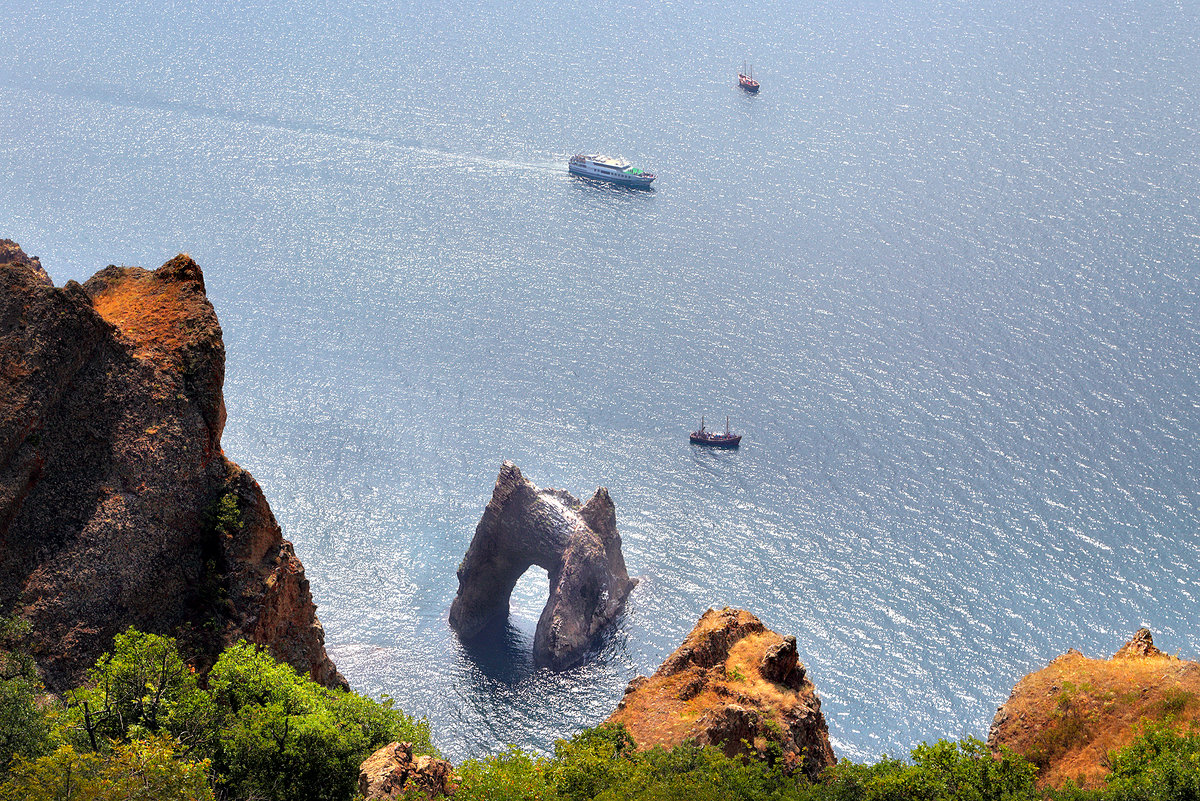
[449,462,636,669]
[0,241,343,690]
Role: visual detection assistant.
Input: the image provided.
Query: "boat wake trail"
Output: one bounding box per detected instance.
[6,79,565,175]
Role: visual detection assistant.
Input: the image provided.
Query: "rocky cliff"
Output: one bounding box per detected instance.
[989,628,1200,788]
[0,240,343,690]
[449,462,636,669]
[606,607,835,779]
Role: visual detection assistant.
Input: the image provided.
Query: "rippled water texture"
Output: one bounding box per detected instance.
[3,0,1199,762]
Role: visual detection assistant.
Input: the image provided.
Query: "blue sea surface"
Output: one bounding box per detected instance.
[2,0,1199,762]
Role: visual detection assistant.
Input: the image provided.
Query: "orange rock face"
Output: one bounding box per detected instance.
[606,607,835,779]
[989,628,1200,789]
[0,240,342,689]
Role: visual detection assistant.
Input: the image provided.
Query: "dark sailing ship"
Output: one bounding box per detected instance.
[690,416,742,448]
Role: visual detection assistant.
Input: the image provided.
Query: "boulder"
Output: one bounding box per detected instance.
[448,462,636,669]
[359,741,454,800]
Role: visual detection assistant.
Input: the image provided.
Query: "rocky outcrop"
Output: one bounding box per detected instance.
[358,742,455,800]
[606,607,835,779]
[0,240,342,690]
[448,462,636,669]
[989,628,1200,789]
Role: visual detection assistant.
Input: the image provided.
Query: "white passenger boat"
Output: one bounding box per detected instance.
[568,154,655,187]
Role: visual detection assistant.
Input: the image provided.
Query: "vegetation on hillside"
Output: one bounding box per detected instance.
[2,617,1200,800]
[0,621,433,800]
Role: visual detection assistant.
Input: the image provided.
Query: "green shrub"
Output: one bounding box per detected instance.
[48,631,431,801]
[0,617,52,772]
[207,641,434,801]
[1099,723,1200,801]
[456,747,557,801]
[0,736,212,801]
[66,628,216,755]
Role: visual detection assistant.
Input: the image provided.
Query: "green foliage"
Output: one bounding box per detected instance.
[1097,723,1200,801]
[586,741,800,801]
[26,631,431,801]
[456,747,556,801]
[206,641,435,801]
[0,617,52,772]
[0,736,212,801]
[458,730,1047,801]
[545,725,636,800]
[817,739,1040,801]
[66,628,215,756]
[208,492,242,539]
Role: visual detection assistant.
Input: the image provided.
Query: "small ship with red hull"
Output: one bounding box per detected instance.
[690,416,742,448]
[738,61,760,93]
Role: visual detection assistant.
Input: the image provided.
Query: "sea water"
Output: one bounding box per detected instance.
[2,0,1198,762]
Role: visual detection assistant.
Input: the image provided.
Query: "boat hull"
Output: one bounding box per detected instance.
[690,434,742,448]
[738,77,759,93]
[568,163,655,188]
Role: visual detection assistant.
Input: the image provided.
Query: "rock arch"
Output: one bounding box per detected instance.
[448,462,637,669]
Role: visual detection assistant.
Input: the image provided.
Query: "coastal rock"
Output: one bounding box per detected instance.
[989,628,1200,788]
[448,462,636,669]
[0,240,343,690]
[358,741,455,800]
[605,607,835,779]
[1113,627,1162,659]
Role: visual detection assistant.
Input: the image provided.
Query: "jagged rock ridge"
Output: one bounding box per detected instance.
[0,240,343,690]
[448,461,636,669]
[606,607,835,779]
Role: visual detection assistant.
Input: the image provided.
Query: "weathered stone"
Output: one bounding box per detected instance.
[606,607,835,779]
[448,462,636,669]
[1113,627,1161,659]
[359,741,455,800]
[0,241,342,690]
[760,634,805,689]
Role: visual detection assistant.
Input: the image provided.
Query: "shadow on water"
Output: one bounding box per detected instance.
[455,615,539,684]
[454,605,633,687]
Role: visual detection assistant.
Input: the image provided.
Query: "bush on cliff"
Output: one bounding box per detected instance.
[0,736,213,801]
[821,738,1039,801]
[3,628,433,801]
[1053,722,1200,801]
[207,641,434,801]
[65,628,216,755]
[455,727,1044,801]
[0,617,52,772]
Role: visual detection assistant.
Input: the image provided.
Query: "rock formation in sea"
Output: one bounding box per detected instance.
[0,240,343,690]
[448,461,636,669]
[606,607,835,779]
[358,741,455,800]
[989,628,1200,789]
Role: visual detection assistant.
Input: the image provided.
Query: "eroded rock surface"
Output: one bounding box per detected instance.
[448,462,636,669]
[606,607,835,779]
[0,240,342,689]
[989,628,1200,789]
[359,741,455,800]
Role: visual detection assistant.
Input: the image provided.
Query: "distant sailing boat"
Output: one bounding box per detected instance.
[738,61,760,93]
[690,415,742,448]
